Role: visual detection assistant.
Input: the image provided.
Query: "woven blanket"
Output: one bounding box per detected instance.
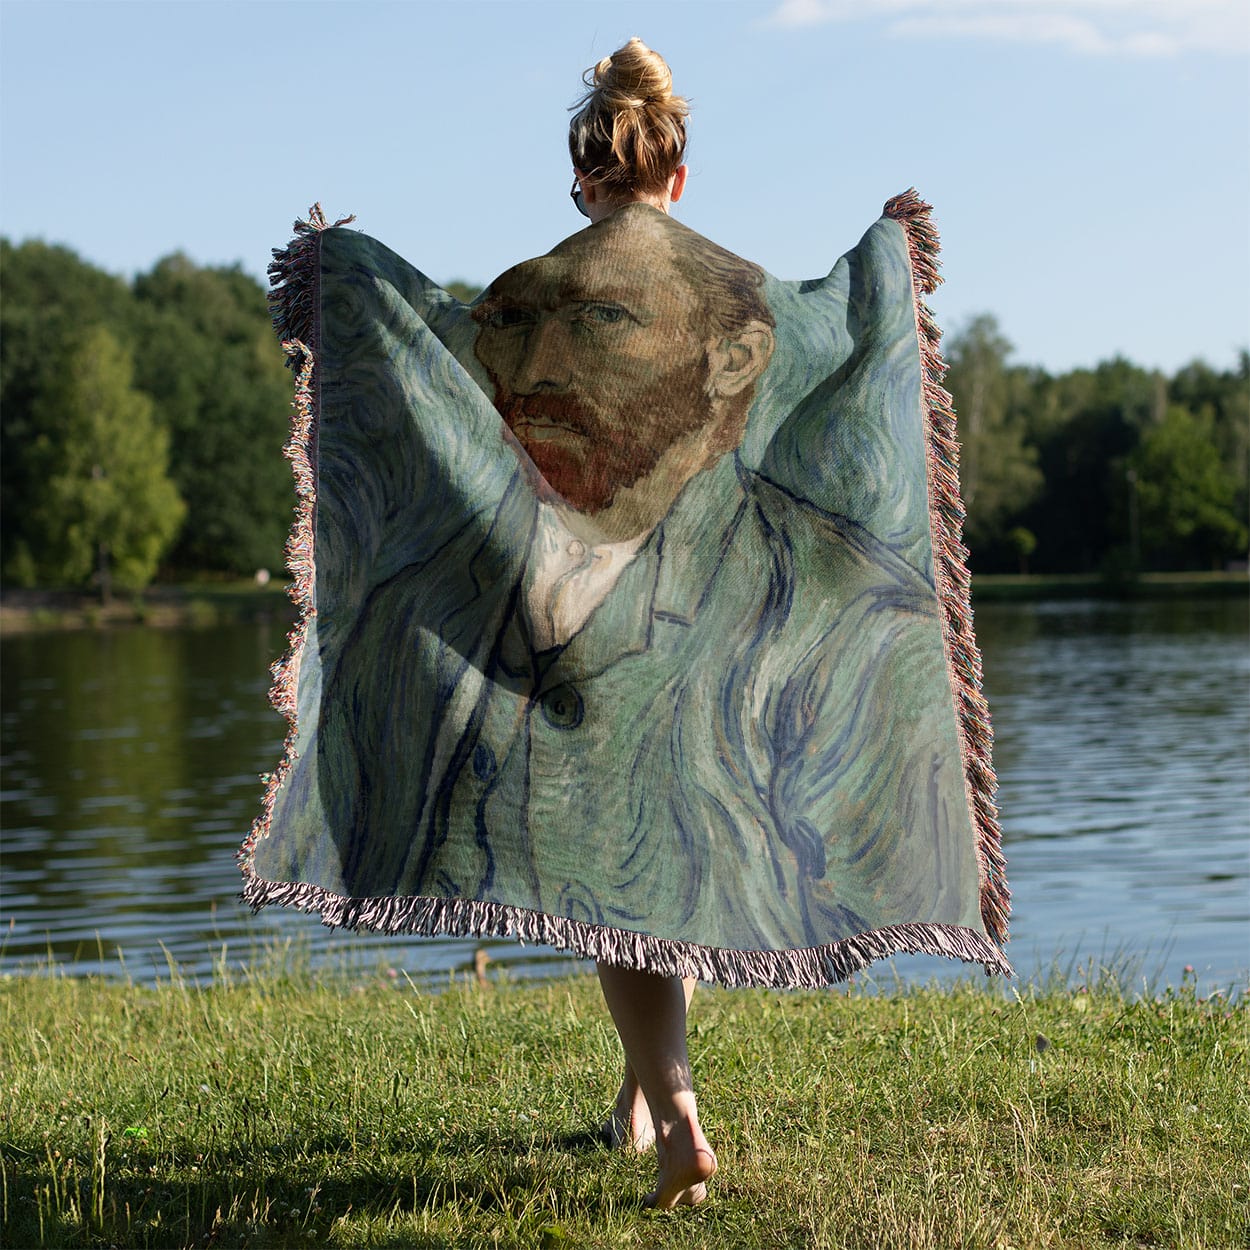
[239,192,1011,987]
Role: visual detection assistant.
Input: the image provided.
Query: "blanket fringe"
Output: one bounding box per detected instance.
[241,873,1013,988]
[884,189,1010,946]
[266,203,355,356]
[238,206,350,874]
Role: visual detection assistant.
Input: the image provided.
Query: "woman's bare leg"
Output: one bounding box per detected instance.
[602,1056,655,1151]
[596,964,716,1208]
[602,978,696,1152]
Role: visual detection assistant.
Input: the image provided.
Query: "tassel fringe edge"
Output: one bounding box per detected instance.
[239,870,1013,988]
[883,189,1011,947]
[238,205,352,879]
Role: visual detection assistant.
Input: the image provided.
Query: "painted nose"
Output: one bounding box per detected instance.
[512,315,571,394]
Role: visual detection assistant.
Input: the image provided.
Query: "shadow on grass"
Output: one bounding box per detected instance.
[4,1125,637,1249]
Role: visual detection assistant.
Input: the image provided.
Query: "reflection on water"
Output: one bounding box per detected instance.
[972,596,1249,993]
[1,623,578,985]
[2,597,1247,991]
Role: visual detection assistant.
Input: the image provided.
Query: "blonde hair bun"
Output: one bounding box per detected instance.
[569,38,689,195]
[592,36,677,110]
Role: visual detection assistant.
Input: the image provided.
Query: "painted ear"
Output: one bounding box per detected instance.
[705,323,775,399]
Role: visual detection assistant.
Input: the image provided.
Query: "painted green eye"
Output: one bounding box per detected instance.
[589,304,626,323]
[572,302,630,326]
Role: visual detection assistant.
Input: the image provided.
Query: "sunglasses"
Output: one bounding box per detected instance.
[570,177,589,219]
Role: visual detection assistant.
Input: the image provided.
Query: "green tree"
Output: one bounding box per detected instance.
[943,315,1042,562]
[1,239,140,580]
[24,327,185,596]
[1006,526,1037,574]
[1129,405,1246,570]
[1169,354,1250,538]
[132,256,293,575]
[1021,358,1164,573]
[444,280,483,304]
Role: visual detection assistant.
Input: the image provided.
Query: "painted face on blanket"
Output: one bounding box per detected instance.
[473,207,775,519]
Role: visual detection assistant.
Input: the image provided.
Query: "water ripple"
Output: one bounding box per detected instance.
[1,600,1246,992]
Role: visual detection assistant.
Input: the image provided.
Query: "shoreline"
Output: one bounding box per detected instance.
[0,582,295,634]
[968,569,1248,601]
[2,570,1245,635]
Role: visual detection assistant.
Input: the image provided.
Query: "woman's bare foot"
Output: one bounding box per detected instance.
[594,966,712,1207]
[645,1115,717,1209]
[602,1071,655,1151]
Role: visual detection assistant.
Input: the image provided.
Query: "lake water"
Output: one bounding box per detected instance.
[2,597,1247,994]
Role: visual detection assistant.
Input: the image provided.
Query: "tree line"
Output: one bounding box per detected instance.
[2,240,295,595]
[945,315,1247,575]
[1,238,1245,594]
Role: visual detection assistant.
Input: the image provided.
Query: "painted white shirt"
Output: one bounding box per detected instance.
[524,504,648,649]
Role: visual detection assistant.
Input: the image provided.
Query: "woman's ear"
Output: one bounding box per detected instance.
[669,164,688,203]
[574,168,601,207]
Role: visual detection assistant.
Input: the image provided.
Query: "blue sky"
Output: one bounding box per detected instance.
[2,0,1246,374]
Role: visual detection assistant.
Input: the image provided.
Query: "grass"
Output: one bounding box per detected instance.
[1,961,1246,1249]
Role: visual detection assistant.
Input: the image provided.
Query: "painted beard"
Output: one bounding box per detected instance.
[493,369,712,514]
